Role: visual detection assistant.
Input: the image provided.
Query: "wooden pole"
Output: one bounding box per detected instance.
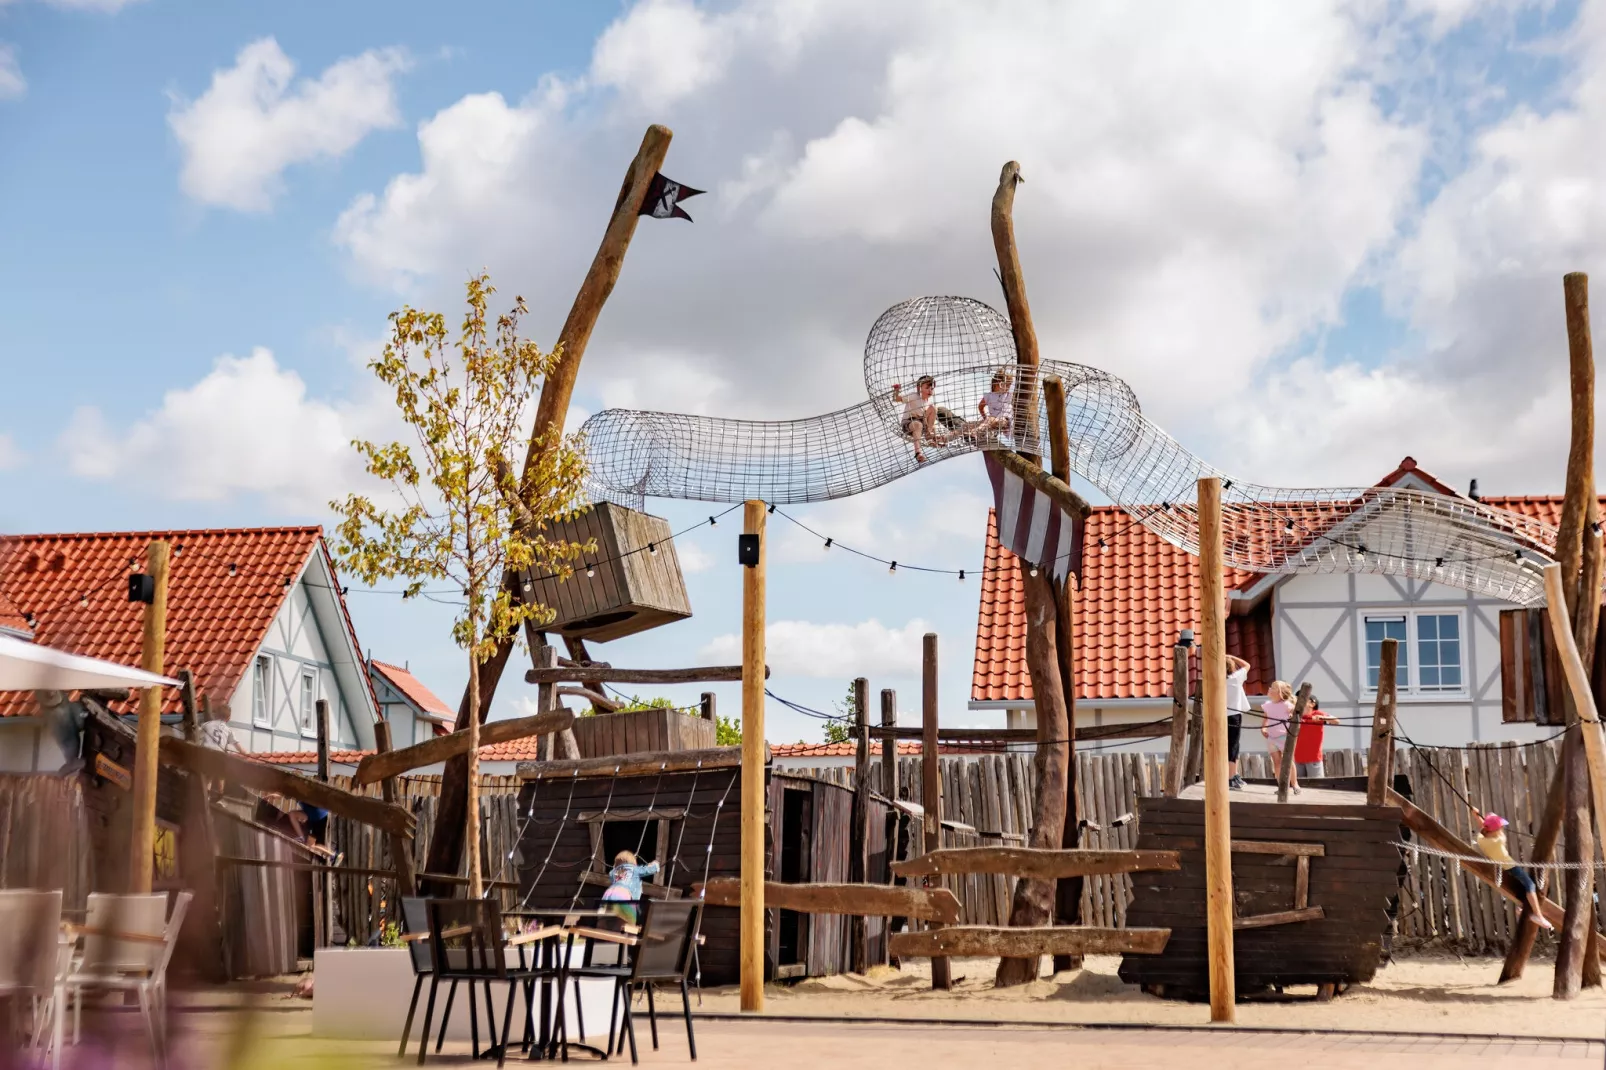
[1366,640,1400,806]
[1501,748,1567,982]
[1199,477,1235,1022]
[991,160,1040,460]
[371,720,416,898]
[702,692,716,723]
[315,699,331,783]
[850,677,871,974]
[739,500,767,1013]
[314,697,333,945]
[922,632,951,990]
[1045,374,1083,969]
[1165,642,1190,798]
[128,539,170,894]
[880,689,898,801]
[178,669,199,744]
[426,124,674,891]
[1275,684,1311,803]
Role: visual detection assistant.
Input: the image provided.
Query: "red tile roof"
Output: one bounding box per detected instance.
[772,741,924,759]
[0,588,30,638]
[972,507,1275,706]
[0,527,362,718]
[371,660,456,723]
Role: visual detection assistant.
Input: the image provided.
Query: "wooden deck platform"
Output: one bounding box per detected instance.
[1118,787,1406,996]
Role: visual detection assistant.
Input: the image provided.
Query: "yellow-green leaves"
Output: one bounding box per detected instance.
[331,272,592,661]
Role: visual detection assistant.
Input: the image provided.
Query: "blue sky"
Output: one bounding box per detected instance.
[2,0,1604,741]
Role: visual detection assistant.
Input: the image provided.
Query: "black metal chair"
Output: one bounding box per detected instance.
[414,898,528,1068]
[568,899,702,1064]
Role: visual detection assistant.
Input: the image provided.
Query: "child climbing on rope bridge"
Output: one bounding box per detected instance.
[1260,680,1300,793]
[601,849,659,925]
[891,375,946,463]
[1469,808,1554,930]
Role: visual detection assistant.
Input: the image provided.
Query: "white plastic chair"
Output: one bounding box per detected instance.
[0,889,66,1067]
[61,890,189,1068]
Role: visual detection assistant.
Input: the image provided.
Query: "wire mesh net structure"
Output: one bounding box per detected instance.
[580,296,1557,606]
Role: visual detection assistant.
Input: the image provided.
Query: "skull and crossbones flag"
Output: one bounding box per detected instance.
[641,172,703,221]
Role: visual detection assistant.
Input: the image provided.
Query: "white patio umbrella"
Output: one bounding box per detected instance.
[0,632,179,692]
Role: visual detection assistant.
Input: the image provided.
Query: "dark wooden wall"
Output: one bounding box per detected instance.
[516,766,756,985]
[1118,795,1403,993]
[572,708,717,758]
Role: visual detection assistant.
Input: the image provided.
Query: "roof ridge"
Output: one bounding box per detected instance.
[0,526,323,542]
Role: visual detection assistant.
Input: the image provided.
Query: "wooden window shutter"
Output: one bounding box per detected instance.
[1500,608,1530,723]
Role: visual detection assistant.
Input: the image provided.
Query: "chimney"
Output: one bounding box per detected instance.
[1468,478,1480,501]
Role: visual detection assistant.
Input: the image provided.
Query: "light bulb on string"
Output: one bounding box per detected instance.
[1030,566,1039,578]
[586,565,595,578]
[1284,518,1295,534]
[708,516,717,527]
[648,543,657,556]
[958,570,966,582]
[888,561,897,575]
[824,538,832,550]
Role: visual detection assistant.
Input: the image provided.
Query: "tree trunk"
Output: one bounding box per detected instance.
[466,646,483,900]
[996,564,1070,987]
[1556,725,1593,998]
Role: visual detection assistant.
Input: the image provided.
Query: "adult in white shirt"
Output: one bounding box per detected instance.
[1224,655,1250,790]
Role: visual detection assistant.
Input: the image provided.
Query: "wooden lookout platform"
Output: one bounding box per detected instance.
[1118,780,1405,998]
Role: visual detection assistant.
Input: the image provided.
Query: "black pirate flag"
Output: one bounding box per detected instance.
[641,172,703,221]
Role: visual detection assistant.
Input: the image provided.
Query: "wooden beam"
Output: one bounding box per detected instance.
[1234,907,1324,931]
[371,720,416,897]
[353,707,576,785]
[1541,563,1606,866]
[700,879,961,925]
[129,539,170,895]
[1045,373,1082,968]
[1231,840,1325,857]
[518,745,749,780]
[158,737,414,838]
[1366,639,1400,806]
[427,125,675,891]
[850,677,871,974]
[1275,684,1312,803]
[1199,476,1234,1022]
[991,160,1041,461]
[892,925,1170,960]
[524,664,761,685]
[315,699,331,783]
[740,500,766,1013]
[990,449,1092,519]
[921,632,950,990]
[1165,643,1189,797]
[893,847,1179,880]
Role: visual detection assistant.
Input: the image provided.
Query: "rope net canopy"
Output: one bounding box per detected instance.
[580,296,1557,606]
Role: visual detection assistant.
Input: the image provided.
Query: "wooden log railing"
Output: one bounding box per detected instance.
[893,847,1179,880]
[523,665,768,685]
[698,879,961,925]
[891,925,1169,959]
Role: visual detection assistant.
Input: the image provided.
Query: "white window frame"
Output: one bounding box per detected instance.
[252,655,274,727]
[1360,609,1468,700]
[298,667,319,737]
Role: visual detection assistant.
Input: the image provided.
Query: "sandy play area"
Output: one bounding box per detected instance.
[685,952,1606,1040]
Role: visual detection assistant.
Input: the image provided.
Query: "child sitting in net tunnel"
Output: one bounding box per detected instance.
[1470,807,1554,930]
[601,849,659,925]
[891,376,947,463]
[975,368,1015,439]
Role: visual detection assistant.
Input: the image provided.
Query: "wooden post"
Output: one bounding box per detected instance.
[1366,640,1399,806]
[1199,478,1235,1022]
[315,699,331,783]
[991,160,1040,459]
[922,633,951,990]
[425,125,674,891]
[372,720,417,898]
[1275,684,1311,803]
[1165,642,1190,797]
[740,500,767,1013]
[314,698,333,945]
[1045,374,1083,970]
[850,677,871,974]
[702,692,716,722]
[1184,696,1204,787]
[880,689,898,801]
[128,539,170,895]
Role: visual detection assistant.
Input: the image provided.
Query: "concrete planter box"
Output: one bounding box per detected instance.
[312,946,616,1044]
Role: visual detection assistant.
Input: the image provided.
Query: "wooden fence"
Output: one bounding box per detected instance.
[0,774,91,912]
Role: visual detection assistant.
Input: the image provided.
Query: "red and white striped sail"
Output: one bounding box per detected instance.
[984,453,1082,584]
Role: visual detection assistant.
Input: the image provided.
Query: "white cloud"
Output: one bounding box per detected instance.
[674,539,713,574]
[701,617,932,678]
[0,43,24,100]
[590,0,738,109]
[0,432,24,470]
[169,37,410,211]
[61,348,388,512]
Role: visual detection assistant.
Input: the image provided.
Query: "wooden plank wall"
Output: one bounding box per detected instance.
[0,774,91,912]
[571,708,717,758]
[214,810,304,979]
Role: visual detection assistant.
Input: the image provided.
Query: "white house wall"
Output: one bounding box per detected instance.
[227,575,367,754]
[1273,571,1547,752]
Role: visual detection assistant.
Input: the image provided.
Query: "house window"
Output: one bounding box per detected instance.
[1364,611,1465,696]
[298,669,318,736]
[252,656,273,726]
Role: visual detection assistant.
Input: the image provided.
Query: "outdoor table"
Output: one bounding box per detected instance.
[503,908,638,1062]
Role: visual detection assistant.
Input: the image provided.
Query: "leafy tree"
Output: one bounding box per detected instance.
[825,680,856,744]
[332,272,590,897]
[715,715,742,747]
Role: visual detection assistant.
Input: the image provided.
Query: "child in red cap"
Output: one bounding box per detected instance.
[1472,807,1553,929]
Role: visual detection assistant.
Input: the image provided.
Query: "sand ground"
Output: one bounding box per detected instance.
[685,952,1606,1039]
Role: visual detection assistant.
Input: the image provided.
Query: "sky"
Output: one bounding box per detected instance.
[2,0,1605,742]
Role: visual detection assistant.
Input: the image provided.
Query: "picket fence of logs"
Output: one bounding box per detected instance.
[311,740,1575,957]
